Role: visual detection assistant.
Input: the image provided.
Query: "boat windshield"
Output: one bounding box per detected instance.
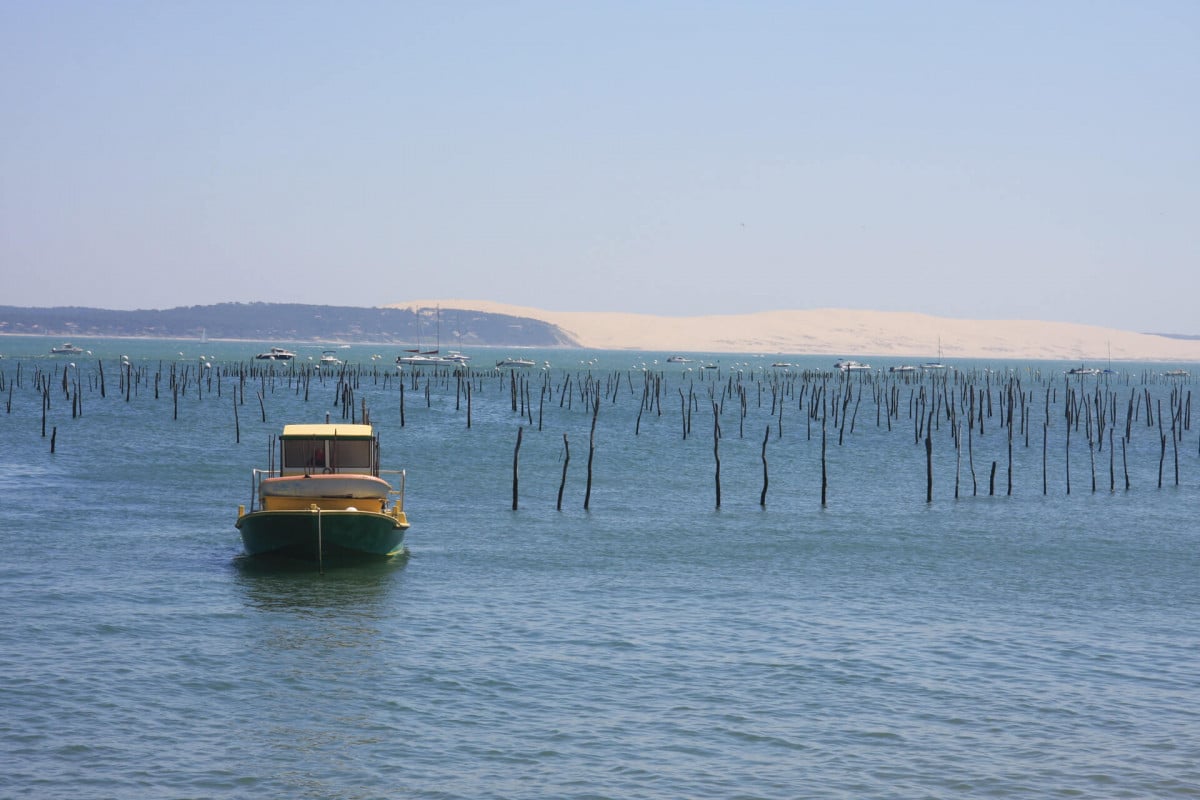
[281,437,374,473]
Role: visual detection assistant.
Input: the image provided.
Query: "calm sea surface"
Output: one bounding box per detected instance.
[1,336,1198,799]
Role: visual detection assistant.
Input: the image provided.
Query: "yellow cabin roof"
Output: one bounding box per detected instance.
[280,423,375,439]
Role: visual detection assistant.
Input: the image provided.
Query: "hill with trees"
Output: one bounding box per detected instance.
[0,302,580,347]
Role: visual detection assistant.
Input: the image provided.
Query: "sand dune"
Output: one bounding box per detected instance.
[390,300,1200,363]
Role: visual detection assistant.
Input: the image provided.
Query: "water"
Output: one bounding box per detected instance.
[2,336,1199,798]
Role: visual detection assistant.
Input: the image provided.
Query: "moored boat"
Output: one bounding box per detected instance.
[496,357,536,368]
[666,355,692,363]
[51,343,85,354]
[235,423,409,560]
[396,350,469,367]
[255,346,296,361]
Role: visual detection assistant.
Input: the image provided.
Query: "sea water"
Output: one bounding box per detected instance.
[1,336,1198,799]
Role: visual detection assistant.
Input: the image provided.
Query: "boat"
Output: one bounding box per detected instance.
[771,362,793,369]
[666,355,693,363]
[1066,366,1101,376]
[835,359,871,372]
[396,305,470,368]
[920,362,946,370]
[889,365,917,373]
[255,346,295,361]
[1163,369,1190,377]
[319,350,342,367]
[398,350,471,367]
[496,357,536,368]
[235,423,409,560]
[50,343,85,355]
[436,350,471,366]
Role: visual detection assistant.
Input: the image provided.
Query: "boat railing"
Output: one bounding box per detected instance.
[380,469,406,511]
[248,468,277,511]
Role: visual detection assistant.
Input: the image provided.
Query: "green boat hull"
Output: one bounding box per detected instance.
[236,509,408,559]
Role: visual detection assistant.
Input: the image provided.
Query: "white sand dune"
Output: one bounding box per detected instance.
[389,300,1200,363]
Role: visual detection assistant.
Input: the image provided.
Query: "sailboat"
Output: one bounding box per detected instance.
[396,305,470,367]
[921,337,947,370]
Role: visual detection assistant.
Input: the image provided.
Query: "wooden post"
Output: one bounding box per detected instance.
[557,433,569,511]
[512,426,522,510]
[820,391,828,507]
[679,388,686,439]
[1065,418,1071,495]
[925,409,933,503]
[584,387,599,510]
[954,421,962,498]
[713,401,721,509]
[760,424,769,507]
[1122,437,1130,490]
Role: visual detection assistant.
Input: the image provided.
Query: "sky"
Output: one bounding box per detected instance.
[2,1,1197,333]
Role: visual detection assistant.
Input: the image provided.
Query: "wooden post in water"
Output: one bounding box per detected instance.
[925,409,933,503]
[713,401,721,510]
[233,394,240,443]
[1007,388,1014,496]
[679,389,687,440]
[512,426,523,510]
[584,386,599,510]
[1109,427,1115,492]
[557,433,569,511]
[954,421,962,498]
[1065,419,1071,495]
[1122,437,1130,489]
[820,391,828,507]
[760,424,769,507]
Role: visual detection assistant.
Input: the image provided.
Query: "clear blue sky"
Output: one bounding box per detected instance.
[2,1,1197,332]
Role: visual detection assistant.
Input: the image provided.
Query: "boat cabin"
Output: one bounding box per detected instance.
[278,424,379,476]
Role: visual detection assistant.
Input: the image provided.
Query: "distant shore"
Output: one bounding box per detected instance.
[394,300,1200,363]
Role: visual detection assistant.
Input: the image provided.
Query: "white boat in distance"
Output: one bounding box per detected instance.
[255,346,295,361]
[50,343,85,355]
[397,350,470,367]
[496,357,536,368]
[836,360,872,372]
[666,355,693,363]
